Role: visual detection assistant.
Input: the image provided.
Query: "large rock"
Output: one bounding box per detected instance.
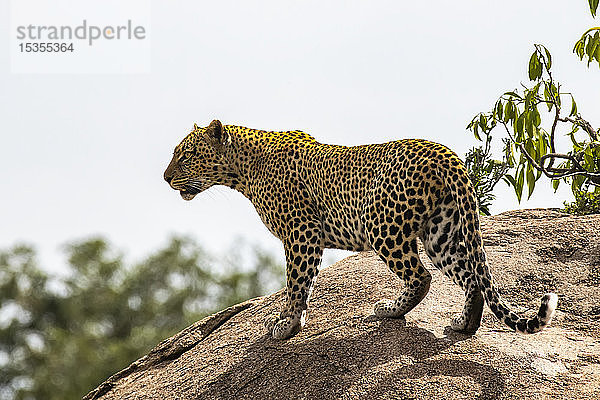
[84,209,600,400]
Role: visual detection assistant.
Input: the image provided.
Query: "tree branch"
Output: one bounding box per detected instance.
[558,116,599,141]
[500,121,600,183]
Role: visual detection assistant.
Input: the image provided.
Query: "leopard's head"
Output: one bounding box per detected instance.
[164,119,230,201]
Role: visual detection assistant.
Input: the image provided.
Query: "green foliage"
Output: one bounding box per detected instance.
[563,184,600,215]
[573,1,600,67]
[573,27,600,67]
[464,136,510,215]
[467,43,600,212]
[467,45,554,202]
[588,0,599,17]
[467,2,600,215]
[0,237,283,400]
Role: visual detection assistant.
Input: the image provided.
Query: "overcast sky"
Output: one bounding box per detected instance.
[1,0,599,272]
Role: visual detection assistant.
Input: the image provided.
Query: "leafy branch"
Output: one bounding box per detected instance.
[573,27,600,66]
[464,135,510,215]
[467,44,600,203]
[573,1,600,66]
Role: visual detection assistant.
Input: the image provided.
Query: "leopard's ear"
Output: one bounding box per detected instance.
[193,123,199,131]
[204,119,229,152]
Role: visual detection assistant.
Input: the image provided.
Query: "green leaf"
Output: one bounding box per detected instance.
[570,96,578,117]
[585,146,594,167]
[496,101,503,120]
[552,179,560,192]
[516,167,525,203]
[524,89,533,109]
[511,107,519,127]
[588,32,600,66]
[586,33,597,65]
[479,205,491,216]
[503,91,522,99]
[543,84,552,111]
[528,52,538,80]
[568,128,581,147]
[516,113,525,140]
[574,40,584,59]
[572,175,585,192]
[544,47,552,70]
[533,53,543,80]
[524,138,535,159]
[472,121,481,141]
[539,132,548,156]
[504,101,513,121]
[503,174,517,188]
[534,108,541,127]
[526,164,536,199]
[590,0,599,17]
[525,112,534,138]
[504,141,516,167]
[594,33,600,65]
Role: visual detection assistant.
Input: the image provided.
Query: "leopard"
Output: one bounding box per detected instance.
[164,119,558,340]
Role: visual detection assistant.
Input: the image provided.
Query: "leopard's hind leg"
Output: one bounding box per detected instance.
[364,192,432,319]
[371,235,432,319]
[421,193,484,333]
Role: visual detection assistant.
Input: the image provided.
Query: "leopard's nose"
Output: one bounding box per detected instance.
[164,172,173,184]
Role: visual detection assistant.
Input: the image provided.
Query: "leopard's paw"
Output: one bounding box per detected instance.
[450,313,468,331]
[264,312,305,340]
[374,299,404,319]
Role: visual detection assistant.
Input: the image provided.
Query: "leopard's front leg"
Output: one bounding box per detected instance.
[265,232,323,340]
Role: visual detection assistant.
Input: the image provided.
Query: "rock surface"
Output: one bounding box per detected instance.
[84,209,600,400]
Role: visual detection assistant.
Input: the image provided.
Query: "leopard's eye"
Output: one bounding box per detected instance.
[177,150,194,162]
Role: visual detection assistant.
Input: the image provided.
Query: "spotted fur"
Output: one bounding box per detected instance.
[164,120,558,339]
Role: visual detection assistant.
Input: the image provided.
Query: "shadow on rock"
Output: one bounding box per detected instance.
[199,319,505,400]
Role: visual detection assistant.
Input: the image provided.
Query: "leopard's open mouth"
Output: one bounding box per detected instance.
[179,190,198,201]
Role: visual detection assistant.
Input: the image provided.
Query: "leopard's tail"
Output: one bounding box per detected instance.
[433,148,558,334]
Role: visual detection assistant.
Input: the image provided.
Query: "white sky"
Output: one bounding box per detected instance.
[1,0,599,272]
